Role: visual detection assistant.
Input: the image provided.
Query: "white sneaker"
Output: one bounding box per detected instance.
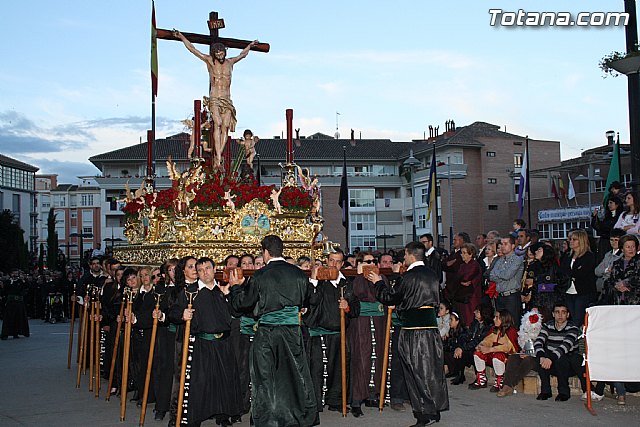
[581,391,604,401]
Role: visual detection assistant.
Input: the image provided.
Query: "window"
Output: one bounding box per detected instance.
[488,205,498,211]
[418,213,426,229]
[594,179,606,192]
[350,213,375,231]
[514,153,523,168]
[349,189,375,208]
[486,151,496,157]
[488,178,497,184]
[350,235,376,250]
[83,226,93,234]
[12,194,20,216]
[623,174,633,187]
[421,188,429,204]
[81,194,94,206]
[71,211,77,219]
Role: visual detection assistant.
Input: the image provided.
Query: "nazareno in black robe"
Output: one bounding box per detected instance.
[229,259,317,427]
[170,282,242,424]
[375,264,450,420]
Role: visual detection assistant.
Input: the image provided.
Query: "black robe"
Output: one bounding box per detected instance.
[376,264,449,420]
[1,278,30,338]
[229,259,316,427]
[170,282,241,424]
[304,276,359,411]
[132,287,157,403]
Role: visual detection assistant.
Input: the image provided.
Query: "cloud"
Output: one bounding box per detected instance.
[0,110,86,153]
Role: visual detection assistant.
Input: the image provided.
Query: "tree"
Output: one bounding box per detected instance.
[46,208,58,271]
[0,209,27,272]
[38,242,45,271]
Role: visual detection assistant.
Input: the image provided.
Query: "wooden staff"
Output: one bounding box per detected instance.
[140,294,161,426]
[89,290,95,392]
[82,294,90,375]
[176,291,195,427]
[120,290,134,422]
[95,296,101,398]
[583,313,596,416]
[67,290,76,369]
[106,297,125,401]
[379,306,393,411]
[340,287,347,417]
[76,298,89,388]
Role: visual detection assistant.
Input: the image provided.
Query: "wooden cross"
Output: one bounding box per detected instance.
[156,11,270,55]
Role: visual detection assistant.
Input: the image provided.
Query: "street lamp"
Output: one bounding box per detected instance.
[575,172,604,208]
[403,149,421,242]
[69,232,94,264]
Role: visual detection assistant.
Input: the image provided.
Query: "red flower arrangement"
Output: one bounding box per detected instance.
[122,170,313,216]
[528,313,540,325]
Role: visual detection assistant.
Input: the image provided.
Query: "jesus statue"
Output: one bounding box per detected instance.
[174,30,258,169]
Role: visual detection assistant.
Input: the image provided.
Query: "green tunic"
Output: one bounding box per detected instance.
[229,259,317,427]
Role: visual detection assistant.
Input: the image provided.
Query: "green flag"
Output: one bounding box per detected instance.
[603,141,620,207]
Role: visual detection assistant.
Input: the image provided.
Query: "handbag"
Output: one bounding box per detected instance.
[537,283,557,293]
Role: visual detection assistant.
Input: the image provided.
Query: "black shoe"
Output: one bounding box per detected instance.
[230,415,242,423]
[312,413,320,426]
[0,336,7,340]
[536,392,552,400]
[468,381,487,390]
[451,372,465,385]
[327,405,341,412]
[410,420,437,427]
[155,411,166,421]
[136,400,142,408]
[13,335,19,339]
[364,398,379,408]
[555,394,570,402]
[351,406,364,418]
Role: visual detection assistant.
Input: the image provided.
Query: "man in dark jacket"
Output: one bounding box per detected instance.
[371,242,449,427]
[229,235,317,427]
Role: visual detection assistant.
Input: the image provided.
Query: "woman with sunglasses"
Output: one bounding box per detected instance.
[347,252,386,417]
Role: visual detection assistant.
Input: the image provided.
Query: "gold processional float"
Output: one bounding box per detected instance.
[114,108,332,266]
[115,15,336,266]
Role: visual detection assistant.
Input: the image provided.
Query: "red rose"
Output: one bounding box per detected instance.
[529,314,539,324]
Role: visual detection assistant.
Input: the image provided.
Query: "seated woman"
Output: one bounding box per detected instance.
[443,311,466,380]
[437,299,452,339]
[469,309,520,392]
[449,303,493,385]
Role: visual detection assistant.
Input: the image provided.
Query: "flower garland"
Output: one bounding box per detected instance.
[122,169,313,217]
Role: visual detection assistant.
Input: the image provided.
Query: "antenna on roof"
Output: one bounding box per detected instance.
[335,112,341,139]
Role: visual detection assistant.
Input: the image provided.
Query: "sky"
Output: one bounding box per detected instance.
[0,1,635,182]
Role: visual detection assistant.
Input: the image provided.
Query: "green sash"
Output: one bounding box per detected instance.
[391,311,401,327]
[400,306,438,329]
[167,324,177,334]
[308,327,340,337]
[195,331,228,341]
[359,301,385,317]
[240,316,257,336]
[258,306,300,326]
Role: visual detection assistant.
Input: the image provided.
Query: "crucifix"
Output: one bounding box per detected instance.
[157,12,270,169]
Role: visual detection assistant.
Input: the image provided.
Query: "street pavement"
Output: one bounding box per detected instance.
[0,320,638,426]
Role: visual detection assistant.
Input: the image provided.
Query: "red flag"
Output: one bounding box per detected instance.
[151,1,158,97]
[551,178,559,200]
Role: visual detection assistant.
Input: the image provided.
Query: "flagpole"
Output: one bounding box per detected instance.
[432,146,440,248]
[342,146,349,253]
[525,136,531,227]
[150,0,158,179]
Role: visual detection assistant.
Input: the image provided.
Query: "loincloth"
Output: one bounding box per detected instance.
[207,97,237,132]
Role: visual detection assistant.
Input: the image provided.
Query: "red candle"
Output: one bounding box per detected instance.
[286,109,293,163]
[194,99,202,158]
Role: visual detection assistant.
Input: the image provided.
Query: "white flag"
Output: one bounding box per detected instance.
[567,174,576,200]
